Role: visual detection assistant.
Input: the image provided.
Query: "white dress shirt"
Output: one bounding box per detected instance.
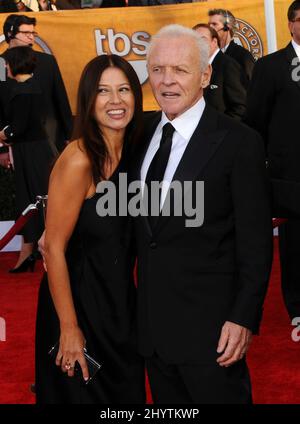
[292,39,300,61]
[222,42,230,53]
[209,48,220,65]
[141,97,206,209]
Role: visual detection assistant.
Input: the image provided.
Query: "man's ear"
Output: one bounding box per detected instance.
[288,21,294,37]
[201,64,212,89]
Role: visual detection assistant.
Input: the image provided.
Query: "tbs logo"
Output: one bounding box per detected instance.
[95,28,150,85]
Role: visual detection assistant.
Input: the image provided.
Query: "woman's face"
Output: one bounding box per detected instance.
[94,66,135,135]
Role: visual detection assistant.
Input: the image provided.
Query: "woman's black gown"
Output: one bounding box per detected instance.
[0,78,56,242]
[35,165,145,403]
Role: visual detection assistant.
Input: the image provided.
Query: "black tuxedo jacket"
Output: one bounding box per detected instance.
[246,43,300,217]
[225,40,255,89]
[0,50,72,154]
[132,105,273,364]
[204,50,246,121]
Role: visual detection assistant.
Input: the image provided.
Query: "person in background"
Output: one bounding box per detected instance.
[193,23,246,120]
[208,8,255,89]
[35,54,145,404]
[0,1,18,13]
[13,0,39,12]
[38,0,58,10]
[246,0,300,321]
[1,14,72,154]
[0,14,72,270]
[128,1,201,5]
[55,0,125,8]
[0,47,56,273]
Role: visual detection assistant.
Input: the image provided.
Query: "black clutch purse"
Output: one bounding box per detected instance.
[48,342,102,385]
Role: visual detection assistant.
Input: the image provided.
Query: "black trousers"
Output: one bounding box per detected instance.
[146,353,252,404]
[279,220,300,320]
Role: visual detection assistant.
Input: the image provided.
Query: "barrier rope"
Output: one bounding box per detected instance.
[0,196,47,251]
[0,197,287,251]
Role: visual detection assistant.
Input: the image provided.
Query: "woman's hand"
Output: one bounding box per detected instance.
[56,325,89,382]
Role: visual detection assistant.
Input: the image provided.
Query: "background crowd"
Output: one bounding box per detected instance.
[0,0,211,13]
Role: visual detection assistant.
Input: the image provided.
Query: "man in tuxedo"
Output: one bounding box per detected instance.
[0,14,72,165]
[133,24,272,403]
[193,23,246,120]
[208,8,255,89]
[246,0,300,321]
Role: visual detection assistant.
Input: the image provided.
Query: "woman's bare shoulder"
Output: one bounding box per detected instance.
[53,140,91,176]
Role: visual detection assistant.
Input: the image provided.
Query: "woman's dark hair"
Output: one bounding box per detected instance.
[4,46,36,76]
[3,14,36,43]
[72,54,143,183]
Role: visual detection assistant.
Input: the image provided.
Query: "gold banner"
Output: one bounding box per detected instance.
[0,1,293,112]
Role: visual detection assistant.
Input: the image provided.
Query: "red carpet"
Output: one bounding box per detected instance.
[0,239,300,404]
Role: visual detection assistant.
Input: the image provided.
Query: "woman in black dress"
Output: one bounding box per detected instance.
[0,47,56,272]
[35,54,145,403]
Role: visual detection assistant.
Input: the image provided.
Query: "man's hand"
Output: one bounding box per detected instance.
[216,321,252,367]
[0,152,10,169]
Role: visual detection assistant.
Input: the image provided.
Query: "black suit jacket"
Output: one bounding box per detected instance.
[246,42,300,217]
[132,105,273,364]
[225,40,255,89]
[204,50,246,120]
[0,1,18,12]
[1,50,72,154]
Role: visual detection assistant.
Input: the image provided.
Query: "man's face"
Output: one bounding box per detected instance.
[194,27,218,57]
[288,9,300,45]
[12,24,36,47]
[208,14,227,44]
[147,36,211,120]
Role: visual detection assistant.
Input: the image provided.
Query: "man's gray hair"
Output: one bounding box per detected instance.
[208,9,236,37]
[147,24,210,72]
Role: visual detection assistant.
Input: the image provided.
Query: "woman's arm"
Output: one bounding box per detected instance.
[44,140,93,380]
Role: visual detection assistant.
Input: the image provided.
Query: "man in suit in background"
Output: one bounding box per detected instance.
[208,8,255,89]
[193,23,246,120]
[0,14,72,159]
[246,0,300,321]
[0,1,18,13]
[133,24,273,403]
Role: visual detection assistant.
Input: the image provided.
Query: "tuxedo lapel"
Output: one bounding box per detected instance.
[171,106,227,184]
[154,106,228,235]
[285,42,300,92]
